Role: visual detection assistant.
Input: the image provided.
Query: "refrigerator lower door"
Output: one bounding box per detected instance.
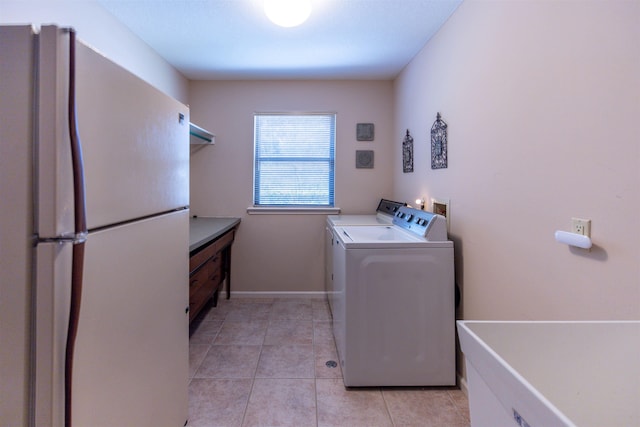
[72,209,189,426]
[0,25,36,427]
[34,241,73,427]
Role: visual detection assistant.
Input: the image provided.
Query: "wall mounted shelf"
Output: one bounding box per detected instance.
[189,122,215,145]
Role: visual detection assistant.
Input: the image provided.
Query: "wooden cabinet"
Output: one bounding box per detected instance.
[188,228,236,323]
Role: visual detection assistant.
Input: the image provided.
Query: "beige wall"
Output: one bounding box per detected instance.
[1,0,189,103]
[394,0,640,320]
[188,80,395,293]
[10,0,636,315]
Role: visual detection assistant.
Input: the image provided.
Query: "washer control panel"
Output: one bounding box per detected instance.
[392,206,448,240]
[376,199,406,216]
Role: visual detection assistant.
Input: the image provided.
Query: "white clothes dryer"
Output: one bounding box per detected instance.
[331,206,455,387]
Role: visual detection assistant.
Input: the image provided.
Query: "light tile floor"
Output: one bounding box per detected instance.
[188,297,470,427]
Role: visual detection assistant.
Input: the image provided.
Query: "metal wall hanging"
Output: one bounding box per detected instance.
[356,123,374,141]
[355,150,374,169]
[431,112,448,169]
[402,129,413,173]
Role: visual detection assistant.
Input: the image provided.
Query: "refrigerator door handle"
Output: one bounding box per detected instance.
[64,27,87,427]
[67,27,87,235]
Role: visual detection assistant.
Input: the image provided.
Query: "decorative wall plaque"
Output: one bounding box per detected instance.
[402,129,414,173]
[356,123,374,141]
[431,112,448,169]
[355,150,374,169]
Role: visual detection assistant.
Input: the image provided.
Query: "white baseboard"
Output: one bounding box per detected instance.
[229,291,327,300]
[458,373,468,396]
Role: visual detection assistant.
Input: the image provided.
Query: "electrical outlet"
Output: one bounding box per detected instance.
[571,218,591,237]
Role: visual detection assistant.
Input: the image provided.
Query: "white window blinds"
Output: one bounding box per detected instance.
[253,113,336,207]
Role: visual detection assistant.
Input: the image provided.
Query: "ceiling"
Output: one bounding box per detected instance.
[97,0,463,80]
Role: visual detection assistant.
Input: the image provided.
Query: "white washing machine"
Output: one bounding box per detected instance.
[331,206,455,387]
[325,199,405,314]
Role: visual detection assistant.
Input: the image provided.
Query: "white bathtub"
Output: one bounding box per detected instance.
[457,321,640,427]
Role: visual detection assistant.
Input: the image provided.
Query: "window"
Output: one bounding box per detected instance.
[253,113,336,207]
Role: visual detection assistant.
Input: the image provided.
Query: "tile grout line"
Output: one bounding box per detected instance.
[241,303,270,427]
[313,314,319,427]
[379,387,395,426]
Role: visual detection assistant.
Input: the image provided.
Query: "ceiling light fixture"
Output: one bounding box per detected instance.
[264,0,312,28]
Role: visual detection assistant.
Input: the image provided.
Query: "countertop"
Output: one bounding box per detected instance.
[189,216,241,252]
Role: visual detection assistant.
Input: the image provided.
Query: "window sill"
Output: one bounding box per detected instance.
[247,206,341,215]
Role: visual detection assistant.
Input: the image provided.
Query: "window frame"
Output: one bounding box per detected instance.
[249,112,339,214]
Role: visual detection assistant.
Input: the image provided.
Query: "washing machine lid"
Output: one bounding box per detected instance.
[335,225,452,249]
[327,199,406,227]
[327,213,393,227]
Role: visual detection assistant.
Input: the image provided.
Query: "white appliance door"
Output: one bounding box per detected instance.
[72,209,189,426]
[343,247,456,386]
[34,242,73,427]
[75,39,189,229]
[37,25,75,240]
[331,235,347,372]
[0,25,35,427]
[324,225,334,303]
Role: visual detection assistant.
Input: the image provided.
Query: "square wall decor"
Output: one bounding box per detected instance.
[356,123,374,141]
[355,150,374,168]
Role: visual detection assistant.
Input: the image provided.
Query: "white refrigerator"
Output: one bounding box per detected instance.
[0,25,190,426]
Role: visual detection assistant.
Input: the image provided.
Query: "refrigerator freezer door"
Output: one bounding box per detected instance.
[72,209,189,426]
[37,26,76,240]
[75,41,189,230]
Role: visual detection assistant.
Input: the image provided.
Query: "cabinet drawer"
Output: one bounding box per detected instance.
[216,230,235,251]
[189,264,208,299]
[207,253,221,274]
[189,283,213,321]
[189,230,235,272]
[189,242,217,272]
[188,226,237,323]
